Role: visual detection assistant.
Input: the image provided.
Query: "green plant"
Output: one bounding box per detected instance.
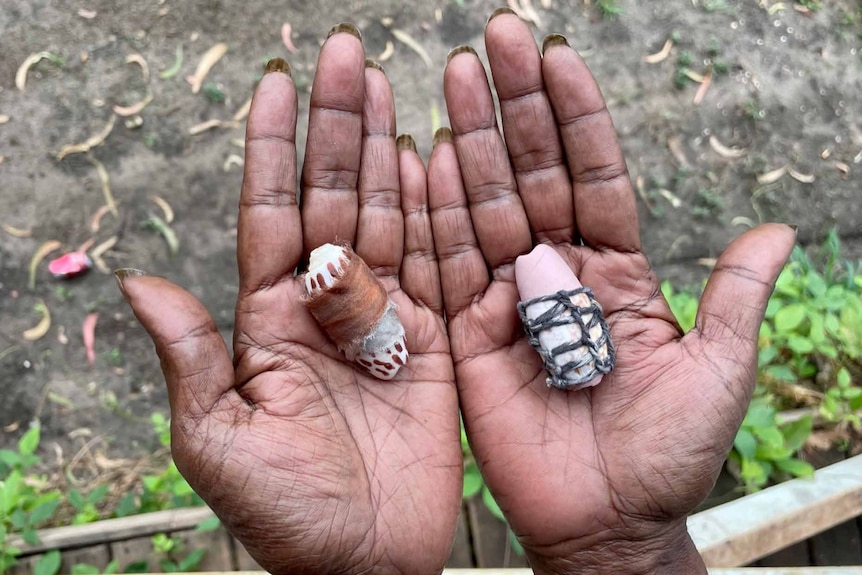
[201,82,225,104]
[0,423,62,572]
[151,533,207,572]
[68,485,109,525]
[596,0,624,19]
[138,414,205,513]
[744,99,766,121]
[70,559,120,574]
[730,399,814,492]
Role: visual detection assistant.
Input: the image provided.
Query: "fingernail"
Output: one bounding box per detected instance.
[114,268,148,299]
[264,57,291,77]
[447,45,477,63]
[365,58,385,74]
[788,224,798,235]
[542,34,570,55]
[487,7,516,26]
[396,134,416,153]
[433,127,453,148]
[328,22,362,42]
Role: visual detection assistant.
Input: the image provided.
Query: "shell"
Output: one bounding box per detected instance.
[303,243,407,380]
[517,288,614,390]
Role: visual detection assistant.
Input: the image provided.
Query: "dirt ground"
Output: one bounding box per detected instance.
[1,0,860,474]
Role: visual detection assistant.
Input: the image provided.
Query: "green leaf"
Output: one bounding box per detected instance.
[837,367,852,388]
[733,428,757,459]
[124,560,150,573]
[2,470,23,514]
[781,415,813,451]
[743,403,776,428]
[462,465,484,499]
[758,346,778,367]
[178,548,206,571]
[18,425,40,457]
[10,508,28,529]
[142,476,161,492]
[29,498,60,525]
[787,335,814,354]
[850,394,862,411]
[755,443,793,461]
[160,559,180,573]
[171,478,194,497]
[808,313,826,343]
[105,559,120,574]
[774,457,815,478]
[740,458,768,489]
[806,272,827,298]
[87,484,109,505]
[765,364,797,382]
[816,342,838,359]
[71,565,101,575]
[765,298,782,319]
[481,487,506,522]
[774,303,807,333]
[115,493,138,518]
[825,313,841,335]
[34,550,61,575]
[843,387,862,399]
[752,425,784,448]
[69,489,85,511]
[195,515,221,532]
[0,450,21,467]
[23,527,40,545]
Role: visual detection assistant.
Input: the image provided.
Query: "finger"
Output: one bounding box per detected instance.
[444,46,532,269]
[238,60,300,294]
[116,271,238,418]
[354,60,403,277]
[693,223,796,363]
[542,36,641,252]
[300,24,365,255]
[398,134,442,315]
[427,129,490,318]
[484,12,574,243]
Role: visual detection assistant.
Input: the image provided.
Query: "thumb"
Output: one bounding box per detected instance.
[692,223,796,367]
[115,269,235,419]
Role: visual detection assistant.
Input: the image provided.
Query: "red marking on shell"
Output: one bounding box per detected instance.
[374,368,388,377]
[316,272,325,288]
[327,262,338,276]
[310,277,318,290]
[394,342,403,352]
[392,354,404,366]
[358,358,372,367]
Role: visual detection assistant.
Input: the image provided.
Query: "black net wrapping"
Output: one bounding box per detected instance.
[517,287,616,390]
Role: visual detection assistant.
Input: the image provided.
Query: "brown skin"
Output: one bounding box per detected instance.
[117,31,461,575]
[426,13,796,575]
[118,14,796,575]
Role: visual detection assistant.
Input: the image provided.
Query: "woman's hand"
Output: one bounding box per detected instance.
[117,25,461,575]
[428,11,796,574]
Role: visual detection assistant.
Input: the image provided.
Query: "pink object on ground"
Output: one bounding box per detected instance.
[48,251,92,279]
[515,245,613,390]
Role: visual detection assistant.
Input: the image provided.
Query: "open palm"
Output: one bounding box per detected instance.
[119,28,461,575]
[428,13,796,573]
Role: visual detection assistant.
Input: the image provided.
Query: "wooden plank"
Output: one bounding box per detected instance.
[689,454,862,567]
[445,504,475,568]
[805,449,862,566]
[171,528,234,571]
[60,544,112,572]
[7,506,214,554]
[110,537,154,572]
[5,553,43,575]
[466,498,528,568]
[757,541,812,567]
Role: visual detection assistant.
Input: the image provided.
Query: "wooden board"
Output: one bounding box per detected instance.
[445,505,475,568]
[60,544,112,572]
[689,454,862,567]
[171,528,234,571]
[805,449,862,567]
[466,497,528,568]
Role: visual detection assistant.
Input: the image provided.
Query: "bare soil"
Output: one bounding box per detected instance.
[1,0,860,484]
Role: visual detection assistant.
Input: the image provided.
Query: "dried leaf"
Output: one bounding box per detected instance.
[731,216,757,228]
[0,115,9,124]
[57,115,116,160]
[281,22,298,54]
[78,8,97,18]
[835,161,850,176]
[89,204,113,233]
[820,148,831,159]
[658,189,682,208]
[83,313,98,366]
[667,136,691,167]
[112,92,153,116]
[149,195,174,223]
[793,4,812,15]
[144,215,179,256]
[29,241,62,290]
[788,168,815,183]
[767,2,786,13]
[16,52,59,91]
[232,96,252,122]
[223,154,244,171]
[391,29,433,68]
[230,137,245,148]
[709,135,748,159]
[23,300,51,341]
[160,45,184,79]
[698,257,718,267]
[89,156,119,217]
[757,165,788,184]
[57,326,68,345]
[2,224,32,237]
[378,41,395,62]
[693,68,712,105]
[186,42,228,94]
[125,53,150,82]
[90,235,118,260]
[4,421,20,432]
[682,69,705,83]
[517,0,543,28]
[189,119,239,135]
[643,39,674,64]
